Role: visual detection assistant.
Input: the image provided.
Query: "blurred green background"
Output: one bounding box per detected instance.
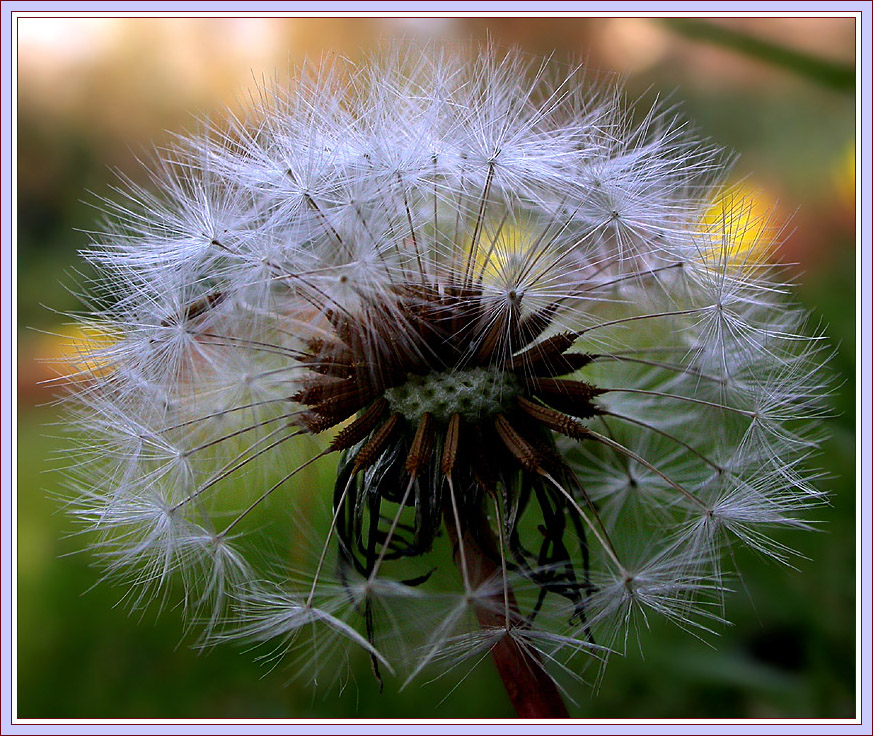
[16,16,856,719]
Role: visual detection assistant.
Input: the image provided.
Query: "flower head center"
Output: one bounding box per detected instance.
[385,367,520,424]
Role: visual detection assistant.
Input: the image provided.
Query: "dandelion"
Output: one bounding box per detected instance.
[61,45,831,717]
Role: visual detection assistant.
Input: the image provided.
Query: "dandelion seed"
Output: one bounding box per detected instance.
[60,44,831,717]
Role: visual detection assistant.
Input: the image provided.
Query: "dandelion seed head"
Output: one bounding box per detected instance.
[59,43,831,704]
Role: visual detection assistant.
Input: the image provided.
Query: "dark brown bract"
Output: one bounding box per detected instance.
[291,282,606,659]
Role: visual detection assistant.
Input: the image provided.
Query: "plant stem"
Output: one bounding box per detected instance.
[661,18,855,93]
[443,505,570,719]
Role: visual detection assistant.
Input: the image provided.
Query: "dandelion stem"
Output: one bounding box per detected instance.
[442,501,570,718]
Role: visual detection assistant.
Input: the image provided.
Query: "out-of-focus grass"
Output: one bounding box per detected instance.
[17,406,518,719]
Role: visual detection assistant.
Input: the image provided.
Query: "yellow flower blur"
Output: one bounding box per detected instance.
[701,184,778,267]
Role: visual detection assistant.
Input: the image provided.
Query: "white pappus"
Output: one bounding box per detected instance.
[59,44,832,710]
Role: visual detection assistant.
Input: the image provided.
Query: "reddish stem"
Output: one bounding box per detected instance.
[443,507,570,719]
